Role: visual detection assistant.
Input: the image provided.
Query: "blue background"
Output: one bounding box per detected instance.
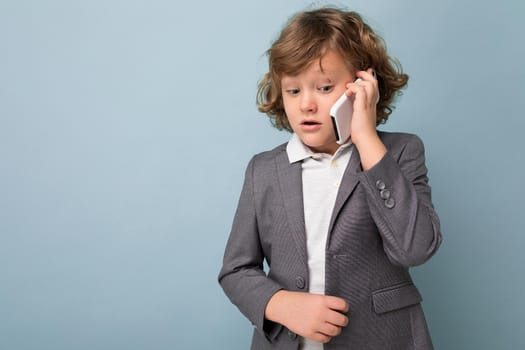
[1,0,524,349]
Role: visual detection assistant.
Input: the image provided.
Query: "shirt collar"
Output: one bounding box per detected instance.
[286,133,353,164]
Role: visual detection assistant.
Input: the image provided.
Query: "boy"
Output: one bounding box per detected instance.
[219,7,442,350]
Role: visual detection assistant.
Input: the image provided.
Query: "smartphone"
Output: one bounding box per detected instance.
[330,78,362,145]
[330,73,379,145]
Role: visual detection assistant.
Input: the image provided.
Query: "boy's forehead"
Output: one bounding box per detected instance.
[281,51,352,80]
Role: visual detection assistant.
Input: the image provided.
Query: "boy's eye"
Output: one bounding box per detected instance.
[319,85,334,92]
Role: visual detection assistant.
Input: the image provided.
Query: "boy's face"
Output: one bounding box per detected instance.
[281,50,354,155]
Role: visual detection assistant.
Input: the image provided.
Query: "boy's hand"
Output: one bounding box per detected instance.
[345,68,379,142]
[265,290,349,343]
[345,69,387,170]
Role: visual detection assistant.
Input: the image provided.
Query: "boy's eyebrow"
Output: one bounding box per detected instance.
[280,72,338,86]
[280,76,296,84]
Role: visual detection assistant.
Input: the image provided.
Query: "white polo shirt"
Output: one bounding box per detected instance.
[286,133,353,350]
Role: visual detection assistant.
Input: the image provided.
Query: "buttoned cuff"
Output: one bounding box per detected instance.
[360,152,401,211]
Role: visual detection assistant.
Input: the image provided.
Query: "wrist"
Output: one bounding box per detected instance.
[351,128,378,147]
[353,133,387,171]
[265,290,289,324]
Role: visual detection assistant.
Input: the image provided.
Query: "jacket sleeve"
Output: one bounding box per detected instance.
[359,134,442,267]
[218,156,283,341]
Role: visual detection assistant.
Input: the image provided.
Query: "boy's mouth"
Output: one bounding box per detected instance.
[300,119,322,131]
[301,120,320,126]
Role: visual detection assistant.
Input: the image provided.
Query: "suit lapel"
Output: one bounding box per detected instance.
[328,147,362,234]
[275,151,308,266]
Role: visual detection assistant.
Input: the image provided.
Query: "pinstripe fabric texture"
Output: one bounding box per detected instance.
[219,131,442,350]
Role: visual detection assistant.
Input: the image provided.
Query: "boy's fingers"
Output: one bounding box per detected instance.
[312,333,332,344]
[352,71,379,104]
[325,296,349,313]
[326,310,349,327]
[356,69,377,82]
[319,322,344,337]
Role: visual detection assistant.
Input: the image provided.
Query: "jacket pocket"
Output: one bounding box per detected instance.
[372,282,422,314]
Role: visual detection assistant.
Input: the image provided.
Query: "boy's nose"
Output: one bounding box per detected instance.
[300,94,318,113]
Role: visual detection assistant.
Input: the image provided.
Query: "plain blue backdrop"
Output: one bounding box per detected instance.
[1,0,524,349]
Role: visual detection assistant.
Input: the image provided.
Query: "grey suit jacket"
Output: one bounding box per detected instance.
[219,132,442,350]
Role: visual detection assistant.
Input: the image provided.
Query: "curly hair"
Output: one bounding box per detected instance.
[256,7,409,132]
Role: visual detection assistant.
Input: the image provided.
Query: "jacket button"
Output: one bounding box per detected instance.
[288,330,298,340]
[385,197,395,209]
[380,189,391,200]
[376,180,386,190]
[295,276,305,289]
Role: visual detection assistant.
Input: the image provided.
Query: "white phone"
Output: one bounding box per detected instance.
[330,78,361,145]
[330,74,379,145]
